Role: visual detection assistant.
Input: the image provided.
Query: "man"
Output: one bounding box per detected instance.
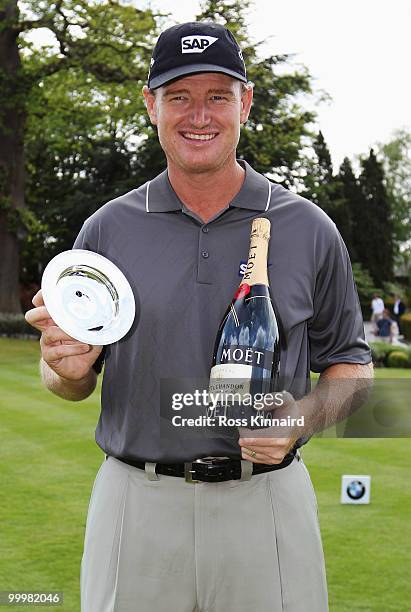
[392,294,406,334]
[370,293,385,325]
[26,22,373,612]
[376,308,394,343]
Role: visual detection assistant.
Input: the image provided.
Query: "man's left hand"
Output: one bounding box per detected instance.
[238,435,297,464]
[238,391,301,464]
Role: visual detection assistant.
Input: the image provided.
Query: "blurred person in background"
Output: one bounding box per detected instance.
[392,294,406,334]
[375,309,394,343]
[370,293,385,327]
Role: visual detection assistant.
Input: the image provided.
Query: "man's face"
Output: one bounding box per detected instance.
[143,73,253,174]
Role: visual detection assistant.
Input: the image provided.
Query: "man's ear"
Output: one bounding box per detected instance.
[240,84,253,124]
[142,85,158,125]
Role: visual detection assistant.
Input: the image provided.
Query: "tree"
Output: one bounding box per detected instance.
[0,0,156,312]
[302,132,355,255]
[313,130,334,183]
[303,131,335,212]
[337,157,362,261]
[358,148,393,286]
[0,0,27,312]
[376,129,411,273]
[23,134,140,285]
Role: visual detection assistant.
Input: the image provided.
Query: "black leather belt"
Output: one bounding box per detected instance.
[110,452,296,483]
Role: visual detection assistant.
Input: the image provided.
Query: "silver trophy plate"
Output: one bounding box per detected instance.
[41,249,135,345]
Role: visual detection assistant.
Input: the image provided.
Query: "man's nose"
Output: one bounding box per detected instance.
[189,100,211,127]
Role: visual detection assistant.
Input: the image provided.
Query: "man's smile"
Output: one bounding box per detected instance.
[180,132,219,141]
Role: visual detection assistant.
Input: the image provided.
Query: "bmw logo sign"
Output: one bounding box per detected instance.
[341,475,371,504]
[346,480,366,500]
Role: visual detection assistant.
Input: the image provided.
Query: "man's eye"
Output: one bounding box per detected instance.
[170,96,186,101]
[211,95,227,101]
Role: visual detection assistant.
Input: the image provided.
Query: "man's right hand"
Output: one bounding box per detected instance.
[25,289,103,381]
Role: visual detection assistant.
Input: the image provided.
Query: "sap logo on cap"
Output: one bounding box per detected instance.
[181,35,218,54]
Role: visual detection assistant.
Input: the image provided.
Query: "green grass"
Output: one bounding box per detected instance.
[0,339,102,612]
[0,338,410,611]
[303,440,411,611]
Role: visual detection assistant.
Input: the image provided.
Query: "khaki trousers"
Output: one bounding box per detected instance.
[81,454,328,612]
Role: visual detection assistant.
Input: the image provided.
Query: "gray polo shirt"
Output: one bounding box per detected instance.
[73,160,371,462]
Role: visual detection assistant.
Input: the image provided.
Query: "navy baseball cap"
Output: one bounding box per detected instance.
[148,22,247,89]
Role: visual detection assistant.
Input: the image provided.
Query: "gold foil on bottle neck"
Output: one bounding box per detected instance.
[250,218,271,241]
[241,217,270,286]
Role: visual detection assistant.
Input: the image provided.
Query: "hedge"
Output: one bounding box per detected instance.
[400,312,411,341]
[370,341,411,368]
[386,351,409,368]
[0,313,40,338]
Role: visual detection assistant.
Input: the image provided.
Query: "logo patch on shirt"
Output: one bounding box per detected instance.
[239,260,272,277]
[181,35,218,54]
[239,260,247,277]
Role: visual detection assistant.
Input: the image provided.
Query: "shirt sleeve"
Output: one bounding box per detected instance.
[308,228,372,373]
[73,219,97,251]
[72,220,106,374]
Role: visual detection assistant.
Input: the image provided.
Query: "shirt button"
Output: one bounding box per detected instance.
[202,227,209,233]
[202,250,209,259]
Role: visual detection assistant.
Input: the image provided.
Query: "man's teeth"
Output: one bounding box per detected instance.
[183,133,217,141]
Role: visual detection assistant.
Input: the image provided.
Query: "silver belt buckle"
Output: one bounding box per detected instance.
[184,462,200,484]
[184,457,231,484]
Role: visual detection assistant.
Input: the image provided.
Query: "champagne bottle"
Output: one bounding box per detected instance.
[209,218,281,419]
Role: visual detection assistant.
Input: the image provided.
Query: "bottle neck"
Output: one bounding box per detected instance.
[241,232,269,287]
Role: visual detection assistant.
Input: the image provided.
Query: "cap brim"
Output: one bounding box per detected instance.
[149,63,247,89]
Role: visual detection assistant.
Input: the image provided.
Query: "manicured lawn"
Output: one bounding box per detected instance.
[0,339,102,611]
[303,439,411,611]
[0,338,410,611]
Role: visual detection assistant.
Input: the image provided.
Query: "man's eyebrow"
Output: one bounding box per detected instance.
[163,88,189,96]
[208,88,236,95]
[163,87,236,96]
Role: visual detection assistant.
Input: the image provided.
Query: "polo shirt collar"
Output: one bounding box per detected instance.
[145,160,272,213]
